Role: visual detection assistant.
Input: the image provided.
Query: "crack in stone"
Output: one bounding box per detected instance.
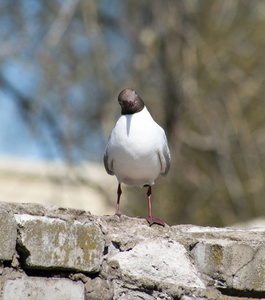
[231,246,259,280]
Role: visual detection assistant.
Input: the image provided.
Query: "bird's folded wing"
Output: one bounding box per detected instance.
[104,142,114,175]
[158,136,171,176]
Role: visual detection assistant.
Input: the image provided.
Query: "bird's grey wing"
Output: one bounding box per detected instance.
[158,135,171,176]
[103,136,115,176]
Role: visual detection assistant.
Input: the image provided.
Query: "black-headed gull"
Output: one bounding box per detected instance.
[104,88,171,225]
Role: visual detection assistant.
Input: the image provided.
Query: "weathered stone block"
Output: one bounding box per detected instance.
[15,214,104,272]
[0,209,17,261]
[191,240,233,279]
[2,277,84,300]
[108,240,205,290]
[113,281,173,300]
[192,240,265,291]
[232,245,265,291]
[85,277,114,300]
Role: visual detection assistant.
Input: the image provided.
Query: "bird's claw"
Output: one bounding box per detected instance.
[137,216,165,226]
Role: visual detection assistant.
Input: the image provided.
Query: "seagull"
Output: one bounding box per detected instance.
[104,88,171,226]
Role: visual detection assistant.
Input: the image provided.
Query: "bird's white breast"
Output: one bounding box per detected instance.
[107,107,165,186]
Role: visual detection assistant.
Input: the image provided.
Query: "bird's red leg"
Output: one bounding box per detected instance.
[145,186,165,226]
[147,185,152,219]
[115,183,122,215]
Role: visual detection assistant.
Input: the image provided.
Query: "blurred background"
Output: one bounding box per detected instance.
[0,0,265,227]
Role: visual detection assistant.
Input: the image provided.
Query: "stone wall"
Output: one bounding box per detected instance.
[0,202,265,300]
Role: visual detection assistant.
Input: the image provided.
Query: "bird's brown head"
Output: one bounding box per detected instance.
[118,88,145,115]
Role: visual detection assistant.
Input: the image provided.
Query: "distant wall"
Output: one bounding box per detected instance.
[1,201,265,300]
[0,157,115,216]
